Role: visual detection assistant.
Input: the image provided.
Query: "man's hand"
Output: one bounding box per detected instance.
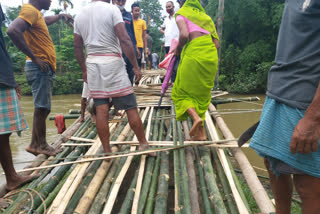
[133,67,142,85]
[83,71,88,83]
[33,57,50,72]
[59,14,73,22]
[290,117,320,154]
[137,48,141,59]
[15,85,21,100]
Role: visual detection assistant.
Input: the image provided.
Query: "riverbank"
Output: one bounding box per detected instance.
[15,72,83,96]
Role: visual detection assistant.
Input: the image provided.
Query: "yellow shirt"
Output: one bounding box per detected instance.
[19,4,56,71]
[133,18,147,48]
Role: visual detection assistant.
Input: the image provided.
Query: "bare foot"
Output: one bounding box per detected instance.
[6,174,39,191]
[0,198,9,209]
[189,118,202,137]
[187,135,207,141]
[26,144,62,156]
[139,143,157,157]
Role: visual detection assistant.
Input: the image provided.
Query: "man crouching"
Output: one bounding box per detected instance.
[74,0,155,156]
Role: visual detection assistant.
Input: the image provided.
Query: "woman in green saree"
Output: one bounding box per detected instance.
[172,0,219,140]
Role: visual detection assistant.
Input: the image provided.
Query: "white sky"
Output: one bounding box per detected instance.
[1,0,180,16]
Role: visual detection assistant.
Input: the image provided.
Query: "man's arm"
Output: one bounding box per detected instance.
[161,27,165,34]
[44,14,73,26]
[143,30,147,55]
[290,81,320,154]
[114,22,141,83]
[74,33,87,83]
[7,18,49,72]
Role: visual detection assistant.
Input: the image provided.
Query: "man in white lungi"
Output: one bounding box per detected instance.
[74,0,155,155]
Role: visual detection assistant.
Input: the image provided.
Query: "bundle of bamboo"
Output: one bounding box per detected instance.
[1,73,278,214]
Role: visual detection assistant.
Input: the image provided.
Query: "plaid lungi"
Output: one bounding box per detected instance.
[0,88,28,135]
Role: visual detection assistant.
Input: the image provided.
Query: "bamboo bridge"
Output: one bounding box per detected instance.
[0,70,275,214]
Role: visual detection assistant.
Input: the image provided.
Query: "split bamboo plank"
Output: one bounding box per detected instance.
[131,107,154,214]
[205,112,249,214]
[209,104,275,213]
[102,107,150,214]
[47,137,103,214]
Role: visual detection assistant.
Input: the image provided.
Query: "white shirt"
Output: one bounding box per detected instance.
[162,14,179,47]
[74,2,124,55]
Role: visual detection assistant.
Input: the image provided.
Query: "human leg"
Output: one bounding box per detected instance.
[293,174,320,214]
[126,108,156,156]
[0,134,38,191]
[94,99,111,153]
[265,159,293,214]
[187,108,203,137]
[26,108,61,156]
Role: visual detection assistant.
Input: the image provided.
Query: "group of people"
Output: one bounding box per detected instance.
[0,0,319,212]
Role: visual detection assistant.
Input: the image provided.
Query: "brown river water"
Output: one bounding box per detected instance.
[0,94,267,186]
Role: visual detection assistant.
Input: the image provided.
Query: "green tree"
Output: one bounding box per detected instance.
[205,0,285,93]
[58,0,74,11]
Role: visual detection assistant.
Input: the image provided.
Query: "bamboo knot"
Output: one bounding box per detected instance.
[159,174,169,181]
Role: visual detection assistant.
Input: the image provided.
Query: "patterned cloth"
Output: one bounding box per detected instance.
[0,88,28,135]
[250,97,320,178]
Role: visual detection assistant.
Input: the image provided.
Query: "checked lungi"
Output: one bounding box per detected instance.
[0,88,28,135]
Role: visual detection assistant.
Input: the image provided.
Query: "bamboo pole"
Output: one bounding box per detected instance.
[144,109,166,214]
[74,159,114,213]
[131,107,154,214]
[177,121,192,214]
[205,111,249,214]
[194,148,213,214]
[47,137,105,214]
[88,114,136,213]
[102,107,150,214]
[209,104,275,213]
[4,121,96,214]
[118,169,139,214]
[136,108,158,214]
[154,110,171,214]
[172,107,181,214]
[182,121,200,214]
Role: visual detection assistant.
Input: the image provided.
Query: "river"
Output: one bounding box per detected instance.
[0,94,267,186]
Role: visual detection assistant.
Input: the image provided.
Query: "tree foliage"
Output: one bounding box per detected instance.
[206,0,285,93]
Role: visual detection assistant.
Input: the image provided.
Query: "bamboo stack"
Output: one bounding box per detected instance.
[1,73,278,214]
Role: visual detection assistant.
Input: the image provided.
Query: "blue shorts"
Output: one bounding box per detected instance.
[25,62,55,110]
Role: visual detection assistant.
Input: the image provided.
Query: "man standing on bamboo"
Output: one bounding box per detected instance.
[74,0,155,156]
[132,2,148,69]
[249,1,320,213]
[0,3,38,194]
[7,0,72,156]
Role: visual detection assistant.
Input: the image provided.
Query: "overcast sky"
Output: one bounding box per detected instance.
[1,0,180,16]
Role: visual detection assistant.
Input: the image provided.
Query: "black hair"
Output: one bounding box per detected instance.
[167,1,174,6]
[131,2,140,10]
[147,30,150,34]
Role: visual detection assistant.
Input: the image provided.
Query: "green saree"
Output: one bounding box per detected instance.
[171,0,219,121]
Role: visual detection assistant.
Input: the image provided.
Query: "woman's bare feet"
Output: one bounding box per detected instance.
[6,174,39,191]
[139,143,157,157]
[187,126,207,141]
[189,118,202,137]
[26,143,62,156]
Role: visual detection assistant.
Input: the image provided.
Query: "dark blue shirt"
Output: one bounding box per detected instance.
[267,0,320,109]
[0,4,16,88]
[122,9,136,46]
